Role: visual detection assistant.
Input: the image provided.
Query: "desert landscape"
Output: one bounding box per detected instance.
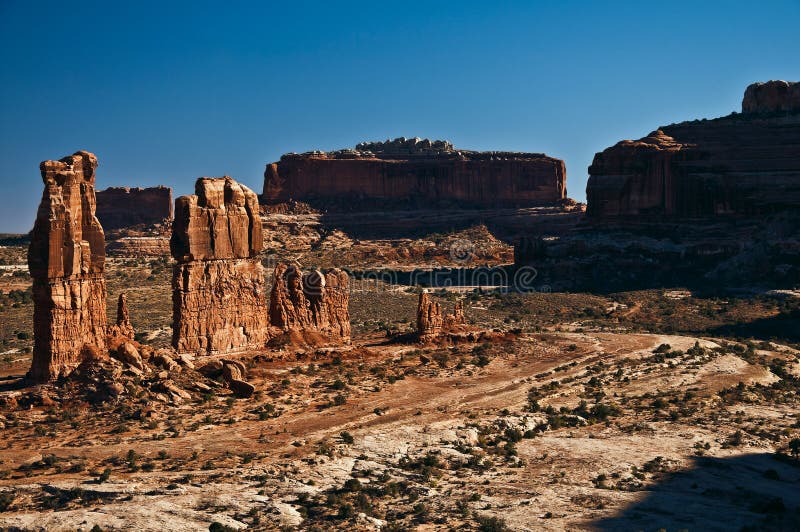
[0,78,798,531]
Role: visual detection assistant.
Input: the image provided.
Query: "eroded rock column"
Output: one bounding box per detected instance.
[269,262,351,343]
[28,151,108,382]
[170,177,270,354]
[417,291,443,341]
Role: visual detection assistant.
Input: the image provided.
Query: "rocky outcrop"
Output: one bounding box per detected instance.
[28,151,108,382]
[417,292,467,342]
[263,137,566,209]
[742,80,800,114]
[96,186,173,229]
[587,82,800,218]
[221,360,255,398]
[171,177,271,354]
[416,292,443,341]
[107,293,135,349]
[268,263,351,343]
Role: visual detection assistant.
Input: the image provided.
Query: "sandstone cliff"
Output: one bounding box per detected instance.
[28,151,108,382]
[264,137,566,209]
[586,81,800,218]
[171,177,271,354]
[96,186,173,229]
[742,80,800,114]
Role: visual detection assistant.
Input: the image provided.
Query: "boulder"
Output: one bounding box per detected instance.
[113,342,143,370]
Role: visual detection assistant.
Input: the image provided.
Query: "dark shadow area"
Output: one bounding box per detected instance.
[0,375,28,393]
[318,208,510,241]
[0,233,30,246]
[707,308,800,343]
[350,266,518,289]
[312,204,582,241]
[591,453,800,532]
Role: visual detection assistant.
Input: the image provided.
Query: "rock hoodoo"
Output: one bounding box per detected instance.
[170,177,271,354]
[417,292,467,342]
[28,151,108,382]
[107,293,135,349]
[268,263,351,343]
[586,81,800,218]
[96,186,173,229]
[263,137,566,209]
[417,291,443,341]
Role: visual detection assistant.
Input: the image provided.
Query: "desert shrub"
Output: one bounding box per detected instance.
[475,513,509,531]
[0,491,14,512]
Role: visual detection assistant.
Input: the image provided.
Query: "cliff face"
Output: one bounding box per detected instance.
[742,80,800,114]
[171,177,271,354]
[264,137,566,209]
[96,186,173,229]
[515,82,800,291]
[586,81,800,218]
[28,151,108,382]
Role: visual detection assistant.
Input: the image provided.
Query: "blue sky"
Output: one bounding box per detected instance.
[1,0,798,233]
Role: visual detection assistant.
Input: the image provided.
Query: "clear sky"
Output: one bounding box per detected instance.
[1,0,798,233]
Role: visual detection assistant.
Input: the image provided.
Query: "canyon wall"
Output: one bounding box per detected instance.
[586,81,800,218]
[28,151,108,382]
[264,137,566,209]
[170,177,270,354]
[96,186,173,229]
[516,82,800,291]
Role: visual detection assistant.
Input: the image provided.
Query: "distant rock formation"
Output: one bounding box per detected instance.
[515,82,800,291]
[742,80,800,114]
[417,292,467,342]
[28,151,108,382]
[170,177,271,354]
[586,82,800,218]
[96,186,173,229]
[263,137,566,210]
[268,263,351,343]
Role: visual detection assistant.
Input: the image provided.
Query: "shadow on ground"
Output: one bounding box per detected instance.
[591,453,800,532]
[707,308,800,343]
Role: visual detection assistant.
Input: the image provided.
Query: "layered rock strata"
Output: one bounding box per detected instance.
[170,177,270,354]
[268,263,351,343]
[96,186,173,229]
[742,80,800,114]
[28,151,108,382]
[587,81,800,218]
[518,82,800,291]
[264,137,566,209]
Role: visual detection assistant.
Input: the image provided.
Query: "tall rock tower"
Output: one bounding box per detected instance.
[28,151,108,382]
